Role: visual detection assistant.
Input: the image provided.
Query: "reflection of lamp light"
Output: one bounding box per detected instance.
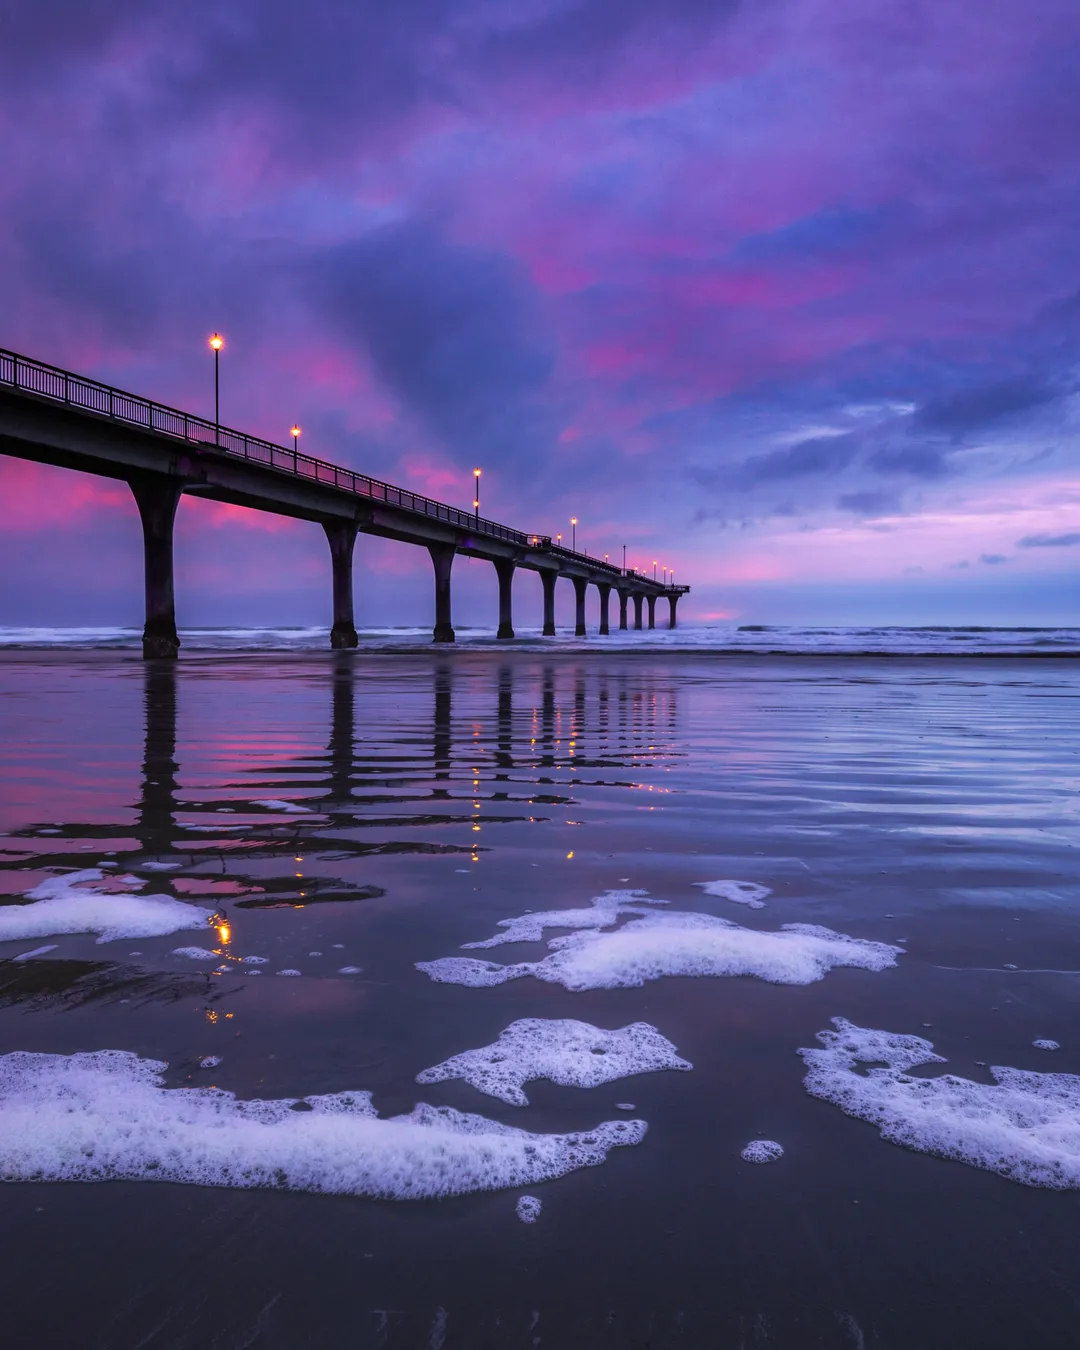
[217,921,231,946]
[208,334,224,443]
[291,425,301,455]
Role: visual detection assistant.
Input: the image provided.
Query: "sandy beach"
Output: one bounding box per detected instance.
[0,648,1078,1348]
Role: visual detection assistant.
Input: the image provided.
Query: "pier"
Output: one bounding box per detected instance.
[0,347,688,657]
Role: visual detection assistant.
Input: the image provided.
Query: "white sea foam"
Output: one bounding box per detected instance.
[140,862,181,871]
[460,890,665,950]
[242,956,268,965]
[693,880,772,909]
[338,966,362,975]
[516,1195,541,1223]
[278,969,302,977]
[12,945,58,962]
[251,800,314,814]
[419,909,900,992]
[0,871,209,945]
[199,1056,222,1069]
[1033,1039,1060,1051]
[416,1018,690,1106]
[741,1140,784,1163]
[0,1050,646,1198]
[172,947,218,961]
[801,1018,1080,1189]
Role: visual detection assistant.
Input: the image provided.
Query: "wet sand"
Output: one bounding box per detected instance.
[0,651,1078,1348]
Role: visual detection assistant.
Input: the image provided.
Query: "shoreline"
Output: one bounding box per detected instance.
[0,645,1077,663]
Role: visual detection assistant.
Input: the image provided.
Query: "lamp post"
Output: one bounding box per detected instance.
[208,333,224,444]
[473,467,481,524]
[653,560,658,581]
[571,518,578,552]
[290,425,301,459]
[622,544,626,572]
[557,533,562,546]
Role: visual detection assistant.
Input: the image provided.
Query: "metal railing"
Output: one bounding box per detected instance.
[0,347,541,548]
[0,346,686,589]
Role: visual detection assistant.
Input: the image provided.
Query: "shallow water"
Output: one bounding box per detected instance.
[0,650,1078,1349]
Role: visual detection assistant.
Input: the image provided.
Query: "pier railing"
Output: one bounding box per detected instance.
[0,347,539,548]
[0,346,683,587]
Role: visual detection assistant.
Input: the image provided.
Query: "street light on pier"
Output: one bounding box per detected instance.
[473,467,481,524]
[571,517,578,551]
[557,533,562,546]
[622,544,626,572]
[653,559,658,581]
[208,333,224,444]
[290,425,301,457]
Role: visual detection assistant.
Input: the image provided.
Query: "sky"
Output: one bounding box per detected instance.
[1,0,1078,631]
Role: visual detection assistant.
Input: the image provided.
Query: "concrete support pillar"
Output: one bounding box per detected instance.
[618,590,629,630]
[647,594,656,629]
[541,570,557,637]
[573,576,588,637]
[668,594,680,629]
[129,474,183,660]
[322,521,359,649]
[428,543,456,643]
[598,583,611,635]
[495,560,515,640]
[633,593,644,630]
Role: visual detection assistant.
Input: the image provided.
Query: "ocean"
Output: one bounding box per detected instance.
[0,638,1078,1348]
[1,622,1078,655]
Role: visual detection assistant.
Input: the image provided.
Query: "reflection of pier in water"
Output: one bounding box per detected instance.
[3,658,683,894]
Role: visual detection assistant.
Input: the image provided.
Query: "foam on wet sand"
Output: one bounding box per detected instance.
[0,1050,647,1199]
[516,1195,541,1223]
[418,895,901,991]
[741,1140,784,1163]
[694,880,772,909]
[417,1018,691,1106]
[801,1018,1080,1189]
[460,889,664,950]
[0,871,210,945]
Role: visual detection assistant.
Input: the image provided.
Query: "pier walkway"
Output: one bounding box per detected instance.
[0,347,688,657]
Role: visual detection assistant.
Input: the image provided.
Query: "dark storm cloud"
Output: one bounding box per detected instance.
[1018,531,1080,548]
[313,220,555,472]
[867,445,950,478]
[737,434,858,483]
[916,376,1058,434]
[836,489,901,516]
[477,0,741,82]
